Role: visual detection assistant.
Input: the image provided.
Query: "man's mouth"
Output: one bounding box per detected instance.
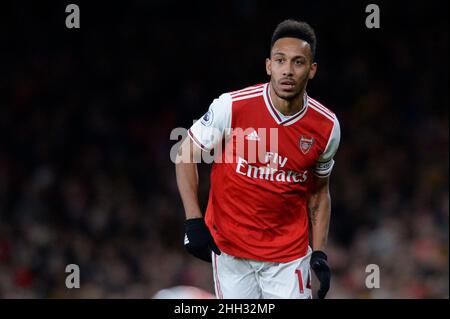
[279,79,296,90]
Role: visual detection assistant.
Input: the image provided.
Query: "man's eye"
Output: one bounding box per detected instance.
[276,59,284,63]
[295,60,305,65]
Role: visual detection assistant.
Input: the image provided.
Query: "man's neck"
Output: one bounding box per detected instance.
[269,84,305,116]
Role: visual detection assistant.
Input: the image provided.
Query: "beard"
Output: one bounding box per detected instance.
[274,89,300,100]
[272,81,303,101]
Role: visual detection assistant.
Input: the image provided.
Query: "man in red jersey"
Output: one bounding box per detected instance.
[176,19,340,299]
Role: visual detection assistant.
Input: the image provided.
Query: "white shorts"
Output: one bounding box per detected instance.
[211,247,312,299]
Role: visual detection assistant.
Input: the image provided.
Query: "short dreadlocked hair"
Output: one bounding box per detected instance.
[270,19,317,60]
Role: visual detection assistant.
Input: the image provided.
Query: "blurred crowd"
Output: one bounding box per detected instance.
[0,1,448,298]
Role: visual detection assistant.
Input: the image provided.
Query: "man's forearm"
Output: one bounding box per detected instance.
[308,179,331,251]
[175,138,204,220]
[176,138,221,262]
[176,161,203,219]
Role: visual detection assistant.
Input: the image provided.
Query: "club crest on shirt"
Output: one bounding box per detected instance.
[200,110,214,127]
[299,136,314,154]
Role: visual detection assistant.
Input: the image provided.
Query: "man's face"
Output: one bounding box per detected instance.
[266,37,317,100]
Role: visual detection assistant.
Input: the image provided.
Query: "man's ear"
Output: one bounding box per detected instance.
[266,58,272,76]
[308,62,317,80]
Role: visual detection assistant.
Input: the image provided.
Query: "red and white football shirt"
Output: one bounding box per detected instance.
[188,83,340,262]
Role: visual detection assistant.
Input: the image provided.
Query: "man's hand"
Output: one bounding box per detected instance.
[184,218,221,262]
[310,250,331,299]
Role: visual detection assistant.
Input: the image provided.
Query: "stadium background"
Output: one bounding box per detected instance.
[1,0,448,298]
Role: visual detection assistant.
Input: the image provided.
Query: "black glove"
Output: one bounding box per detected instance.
[310,250,331,299]
[184,218,221,262]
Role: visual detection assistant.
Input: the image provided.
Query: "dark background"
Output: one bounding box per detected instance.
[0,0,448,298]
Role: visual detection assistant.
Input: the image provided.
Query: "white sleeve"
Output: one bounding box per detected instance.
[314,116,341,178]
[188,93,232,151]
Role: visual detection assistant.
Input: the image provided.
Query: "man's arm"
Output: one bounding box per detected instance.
[175,136,221,262]
[308,175,332,299]
[309,115,340,299]
[308,175,331,251]
[175,93,231,262]
[175,137,203,220]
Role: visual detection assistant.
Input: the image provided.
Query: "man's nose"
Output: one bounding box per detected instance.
[282,62,294,76]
